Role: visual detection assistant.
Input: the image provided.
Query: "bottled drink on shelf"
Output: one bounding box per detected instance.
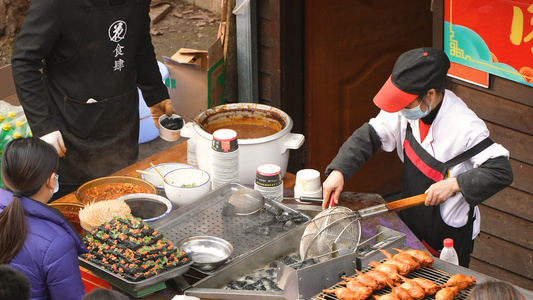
[440,238,459,265]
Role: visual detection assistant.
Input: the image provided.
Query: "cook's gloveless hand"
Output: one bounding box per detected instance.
[424,178,461,206]
[40,130,66,157]
[149,99,173,128]
[322,170,344,209]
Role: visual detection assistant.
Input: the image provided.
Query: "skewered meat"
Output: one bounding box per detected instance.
[379,250,413,275]
[380,249,420,272]
[445,274,476,290]
[323,286,369,300]
[373,293,402,300]
[392,248,434,267]
[398,280,425,300]
[435,286,459,300]
[338,279,373,298]
[364,269,395,289]
[410,278,440,295]
[391,286,414,300]
[369,261,401,283]
[349,270,381,290]
[398,275,439,296]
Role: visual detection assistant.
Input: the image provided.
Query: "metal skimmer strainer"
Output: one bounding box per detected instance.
[299,206,361,262]
[299,193,429,263]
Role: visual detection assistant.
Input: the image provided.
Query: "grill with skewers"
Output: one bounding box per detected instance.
[314,264,474,300]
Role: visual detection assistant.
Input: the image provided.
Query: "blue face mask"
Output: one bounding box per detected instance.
[400,97,432,120]
[49,174,59,198]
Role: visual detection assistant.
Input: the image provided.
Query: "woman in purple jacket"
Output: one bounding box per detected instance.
[0,137,87,299]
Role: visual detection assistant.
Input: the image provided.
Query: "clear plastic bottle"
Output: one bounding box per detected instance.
[440,238,459,265]
[6,111,18,125]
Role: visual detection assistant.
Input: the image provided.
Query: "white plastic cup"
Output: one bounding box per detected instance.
[159,114,183,142]
[294,186,323,200]
[294,169,322,193]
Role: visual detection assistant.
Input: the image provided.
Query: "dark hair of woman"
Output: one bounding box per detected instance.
[82,288,129,300]
[468,280,525,300]
[0,264,31,300]
[0,137,59,264]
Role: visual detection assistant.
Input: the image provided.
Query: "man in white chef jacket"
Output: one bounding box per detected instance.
[322,47,513,267]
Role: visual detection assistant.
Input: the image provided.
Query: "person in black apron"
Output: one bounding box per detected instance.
[11,0,173,200]
[322,48,513,268]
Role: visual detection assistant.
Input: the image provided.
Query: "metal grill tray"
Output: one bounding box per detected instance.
[313,259,474,300]
[151,183,311,274]
[78,257,193,292]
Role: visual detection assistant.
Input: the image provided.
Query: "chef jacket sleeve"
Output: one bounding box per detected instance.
[456,156,513,206]
[135,0,170,107]
[11,0,63,137]
[325,123,382,182]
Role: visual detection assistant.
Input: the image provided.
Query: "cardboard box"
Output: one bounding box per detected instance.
[163,37,225,119]
[0,65,21,106]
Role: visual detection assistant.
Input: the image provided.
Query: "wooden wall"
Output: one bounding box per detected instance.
[433,0,533,290]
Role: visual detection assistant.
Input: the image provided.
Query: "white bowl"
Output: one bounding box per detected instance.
[164,168,211,207]
[142,163,196,189]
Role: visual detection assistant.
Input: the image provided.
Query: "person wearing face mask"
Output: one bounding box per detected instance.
[0,137,87,299]
[322,47,513,267]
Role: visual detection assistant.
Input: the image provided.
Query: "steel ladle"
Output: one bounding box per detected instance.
[228,189,265,215]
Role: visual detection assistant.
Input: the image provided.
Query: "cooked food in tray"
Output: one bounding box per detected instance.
[321,248,476,300]
[80,214,189,282]
[84,183,152,202]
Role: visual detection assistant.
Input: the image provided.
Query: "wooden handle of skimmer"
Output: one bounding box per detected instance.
[385,193,427,212]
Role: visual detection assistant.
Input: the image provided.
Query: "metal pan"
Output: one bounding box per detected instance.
[78,257,193,291]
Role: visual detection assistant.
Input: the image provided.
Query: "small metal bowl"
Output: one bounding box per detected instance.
[176,236,233,272]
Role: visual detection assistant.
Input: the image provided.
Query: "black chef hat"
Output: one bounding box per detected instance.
[373,47,450,112]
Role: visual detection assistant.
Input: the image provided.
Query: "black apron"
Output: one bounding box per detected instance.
[43,0,142,185]
[399,123,493,267]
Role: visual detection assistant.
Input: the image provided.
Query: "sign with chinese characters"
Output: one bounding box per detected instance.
[444,0,533,87]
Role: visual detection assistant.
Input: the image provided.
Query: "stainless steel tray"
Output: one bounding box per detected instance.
[78,257,193,291]
[150,183,311,274]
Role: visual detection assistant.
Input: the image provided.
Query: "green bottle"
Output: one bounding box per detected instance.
[0,123,12,143]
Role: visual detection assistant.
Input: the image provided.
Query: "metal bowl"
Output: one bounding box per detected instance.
[176,236,233,272]
[76,176,157,205]
[115,193,172,222]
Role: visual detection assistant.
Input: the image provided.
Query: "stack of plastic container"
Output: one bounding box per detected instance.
[0,101,33,189]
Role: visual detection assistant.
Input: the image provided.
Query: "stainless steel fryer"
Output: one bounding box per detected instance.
[150,183,311,274]
[278,225,406,300]
[183,225,406,300]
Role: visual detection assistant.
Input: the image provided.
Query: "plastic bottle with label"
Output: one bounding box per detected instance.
[0,123,12,144]
[440,238,459,265]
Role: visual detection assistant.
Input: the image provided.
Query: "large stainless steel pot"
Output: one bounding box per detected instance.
[181,103,305,184]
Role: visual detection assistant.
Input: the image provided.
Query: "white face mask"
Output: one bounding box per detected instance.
[400,96,433,120]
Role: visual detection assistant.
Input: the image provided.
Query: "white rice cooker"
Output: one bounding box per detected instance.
[180,103,305,185]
